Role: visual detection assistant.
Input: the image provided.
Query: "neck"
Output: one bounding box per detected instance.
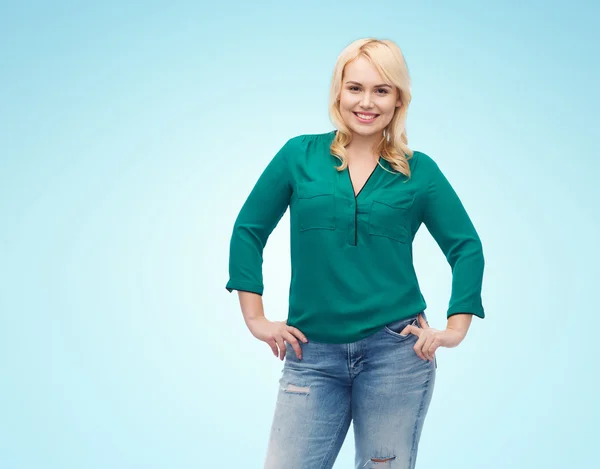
[346,132,382,163]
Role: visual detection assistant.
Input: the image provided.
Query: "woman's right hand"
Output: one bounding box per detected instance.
[246,317,308,360]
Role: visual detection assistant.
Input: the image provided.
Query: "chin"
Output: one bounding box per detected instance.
[353,127,379,137]
[348,123,383,137]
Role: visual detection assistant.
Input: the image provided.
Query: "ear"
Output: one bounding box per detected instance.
[395,87,402,107]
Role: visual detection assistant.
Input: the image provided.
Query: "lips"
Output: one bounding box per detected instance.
[353,112,379,123]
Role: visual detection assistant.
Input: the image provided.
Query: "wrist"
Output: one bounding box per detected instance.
[245,315,267,324]
[446,313,473,338]
[446,325,467,334]
[445,327,467,344]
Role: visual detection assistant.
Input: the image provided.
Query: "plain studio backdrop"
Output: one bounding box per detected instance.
[1,1,598,468]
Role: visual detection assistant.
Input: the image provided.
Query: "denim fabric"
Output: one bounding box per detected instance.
[263,312,437,469]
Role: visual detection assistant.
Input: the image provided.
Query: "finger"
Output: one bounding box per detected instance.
[419,335,431,360]
[418,313,429,329]
[413,334,427,360]
[422,336,436,361]
[267,339,278,357]
[287,325,309,343]
[401,324,420,337]
[275,336,286,360]
[284,332,303,360]
[427,342,439,361]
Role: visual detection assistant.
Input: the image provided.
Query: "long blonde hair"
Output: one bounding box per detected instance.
[329,38,413,178]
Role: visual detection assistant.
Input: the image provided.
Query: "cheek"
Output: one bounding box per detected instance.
[339,94,352,111]
[379,106,397,125]
[381,99,397,113]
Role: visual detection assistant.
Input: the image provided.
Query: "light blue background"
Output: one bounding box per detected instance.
[1,1,598,468]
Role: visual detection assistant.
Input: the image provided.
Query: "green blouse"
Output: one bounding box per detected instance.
[226,130,485,343]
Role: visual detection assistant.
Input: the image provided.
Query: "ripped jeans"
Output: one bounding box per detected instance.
[263,312,437,469]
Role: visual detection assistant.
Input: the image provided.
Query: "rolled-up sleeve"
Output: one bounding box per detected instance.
[422,160,485,319]
[225,138,295,295]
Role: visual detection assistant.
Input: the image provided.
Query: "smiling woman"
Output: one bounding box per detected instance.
[225,37,485,469]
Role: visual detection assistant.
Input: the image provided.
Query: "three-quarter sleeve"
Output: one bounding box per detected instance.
[422,159,485,318]
[225,138,295,295]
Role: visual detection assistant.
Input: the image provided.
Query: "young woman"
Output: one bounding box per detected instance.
[226,37,485,469]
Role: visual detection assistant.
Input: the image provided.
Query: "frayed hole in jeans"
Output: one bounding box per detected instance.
[282,384,310,395]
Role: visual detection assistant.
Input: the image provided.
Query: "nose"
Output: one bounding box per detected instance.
[360,91,374,108]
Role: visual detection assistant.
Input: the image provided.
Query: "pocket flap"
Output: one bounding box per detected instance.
[372,191,415,210]
[296,181,335,199]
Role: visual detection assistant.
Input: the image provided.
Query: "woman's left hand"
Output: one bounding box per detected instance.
[400,313,466,362]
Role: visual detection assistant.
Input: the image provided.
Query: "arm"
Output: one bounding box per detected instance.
[421,158,485,336]
[238,290,308,361]
[225,138,294,296]
[447,313,473,338]
[238,290,265,324]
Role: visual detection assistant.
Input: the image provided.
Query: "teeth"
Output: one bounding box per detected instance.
[356,113,377,120]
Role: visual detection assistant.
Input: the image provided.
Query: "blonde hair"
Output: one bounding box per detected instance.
[329,38,413,178]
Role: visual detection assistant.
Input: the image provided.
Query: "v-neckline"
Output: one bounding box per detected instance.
[327,129,383,199]
[347,159,380,198]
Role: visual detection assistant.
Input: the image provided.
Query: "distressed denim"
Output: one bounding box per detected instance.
[263,312,437,469]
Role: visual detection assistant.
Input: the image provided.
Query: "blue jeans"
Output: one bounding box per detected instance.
[263,312,437,469]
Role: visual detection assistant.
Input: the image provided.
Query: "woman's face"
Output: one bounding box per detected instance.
[338,56,401,139]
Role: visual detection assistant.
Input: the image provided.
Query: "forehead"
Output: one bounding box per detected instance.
[343,56,388,85]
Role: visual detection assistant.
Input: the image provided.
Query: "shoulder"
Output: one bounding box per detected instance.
[410,149,438,169]
[277,130,336,160]
[285,130,336,147]
[409,149,446,179]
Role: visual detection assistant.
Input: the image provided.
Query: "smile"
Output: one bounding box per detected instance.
[353,112,379,123]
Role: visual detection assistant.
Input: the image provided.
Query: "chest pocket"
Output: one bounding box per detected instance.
[368,192,414,243]
[296,181,336,231]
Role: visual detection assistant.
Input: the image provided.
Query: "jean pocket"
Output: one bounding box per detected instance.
[383,315,419,339]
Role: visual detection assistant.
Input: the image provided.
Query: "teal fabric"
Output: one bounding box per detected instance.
[226,130,485,343]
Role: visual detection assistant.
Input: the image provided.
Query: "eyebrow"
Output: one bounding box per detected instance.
[345,81,392,88]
